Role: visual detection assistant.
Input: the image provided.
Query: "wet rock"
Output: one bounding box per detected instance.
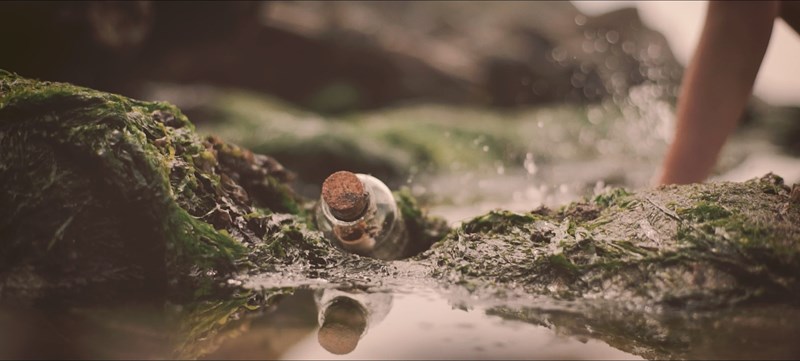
[421,174,800,309]
[0,71,320,300]
[0,2,473,113]
[176,86,665,193]
[262,2,683,108]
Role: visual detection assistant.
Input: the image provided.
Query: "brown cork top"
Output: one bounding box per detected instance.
[322,171,369,221]
[317,323,361,355]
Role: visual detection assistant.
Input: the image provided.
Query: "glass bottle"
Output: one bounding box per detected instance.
[315,171,408,260]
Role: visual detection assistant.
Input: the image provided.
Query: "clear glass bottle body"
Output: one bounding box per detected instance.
[316,174,408,260]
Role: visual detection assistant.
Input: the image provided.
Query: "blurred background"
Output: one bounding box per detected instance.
[1,0,799,221]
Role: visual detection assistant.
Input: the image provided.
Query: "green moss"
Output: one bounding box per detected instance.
[265,176,303,216]
[163,204,246,278]
[0,71,324,296]
[677,201,731,222]
[593,188,633,208]
[547,254,580,277]
[190,88,625,189]
[422,179,800,308]
[395,187,450,257]
[462,210,539,235]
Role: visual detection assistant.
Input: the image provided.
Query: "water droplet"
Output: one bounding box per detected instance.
[582,40,594,54]
[587,107,603,125]
[574,14,587,26]
[622,41,636,54]
[551,47,567,62]
[647,44,662,59]
[593,39,608,53]
[570,72,586,88]
[523,153,537,175]
[605,30,620,44]
[604,56,620,71]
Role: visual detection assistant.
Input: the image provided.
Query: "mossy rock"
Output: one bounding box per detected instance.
[421,173,800,308]
[0,71,321,299]
[185,88,646,190]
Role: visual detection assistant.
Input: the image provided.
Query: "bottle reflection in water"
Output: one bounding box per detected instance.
[314,289,393,355]
[315,171,408,260]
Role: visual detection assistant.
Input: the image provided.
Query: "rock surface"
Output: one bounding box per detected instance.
[422,174,800,309]
[0,71,324,300]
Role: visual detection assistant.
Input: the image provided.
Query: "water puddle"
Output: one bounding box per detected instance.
[6,281,795,359]
[277,287,641,360]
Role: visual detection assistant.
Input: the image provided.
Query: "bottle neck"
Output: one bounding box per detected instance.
[329,193,370,222]
[321,192,376,227]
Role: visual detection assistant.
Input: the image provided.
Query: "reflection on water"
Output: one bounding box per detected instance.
[313,288,392,355]
[283,287,641,360]
[3,284,799,360]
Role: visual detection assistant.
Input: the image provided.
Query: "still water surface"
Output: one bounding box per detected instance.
[277,288,641,360]
[4,281,799,359]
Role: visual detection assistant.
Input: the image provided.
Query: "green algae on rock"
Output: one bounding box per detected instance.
[0,71,323,298]
[182,88,641,189]
[421,174,800,308]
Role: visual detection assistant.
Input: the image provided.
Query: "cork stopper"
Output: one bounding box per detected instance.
[317,297,367,355]
[317,323,361,355]
[322,171,369,221]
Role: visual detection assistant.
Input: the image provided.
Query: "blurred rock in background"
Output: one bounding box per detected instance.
[2,0,796,203]
[0,1,682,113]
